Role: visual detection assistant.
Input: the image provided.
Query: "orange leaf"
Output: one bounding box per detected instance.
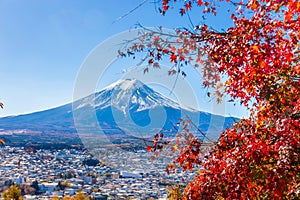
[146,146,152,152]
[252,45,259,52]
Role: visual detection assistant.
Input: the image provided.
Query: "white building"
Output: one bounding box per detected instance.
[119,171,142,179]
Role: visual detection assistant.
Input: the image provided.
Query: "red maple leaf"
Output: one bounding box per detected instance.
[146,146,152,152]
[185,2,192,10]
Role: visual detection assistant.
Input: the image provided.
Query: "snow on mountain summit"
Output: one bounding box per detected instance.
[102,78,142,91]
[74,78,189,113]
[118,79,140,90]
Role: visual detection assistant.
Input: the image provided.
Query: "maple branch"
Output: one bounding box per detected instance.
[136,24,180,38]
[113,0,149,23]
[229,0,246,7]
[183,113,216,144]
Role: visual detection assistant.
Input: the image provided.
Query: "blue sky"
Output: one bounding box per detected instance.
[0,0,248,118]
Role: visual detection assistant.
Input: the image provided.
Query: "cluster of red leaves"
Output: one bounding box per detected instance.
[124,0,300,199]
[166,119,204,173]
[184,117,299,199]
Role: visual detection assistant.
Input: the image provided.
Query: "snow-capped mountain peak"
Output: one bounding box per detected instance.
[118,79,139,90]
[74,79,184,113]
[102,78,142,91]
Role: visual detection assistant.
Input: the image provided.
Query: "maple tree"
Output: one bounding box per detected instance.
[121,0,300,199]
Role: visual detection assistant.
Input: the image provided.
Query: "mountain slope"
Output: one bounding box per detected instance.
[0,79,237,143]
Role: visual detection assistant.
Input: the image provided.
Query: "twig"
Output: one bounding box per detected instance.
[183,112,216,144]
[113,0,149,24]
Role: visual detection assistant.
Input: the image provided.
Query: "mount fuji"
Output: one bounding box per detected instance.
[0,79,237,146]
